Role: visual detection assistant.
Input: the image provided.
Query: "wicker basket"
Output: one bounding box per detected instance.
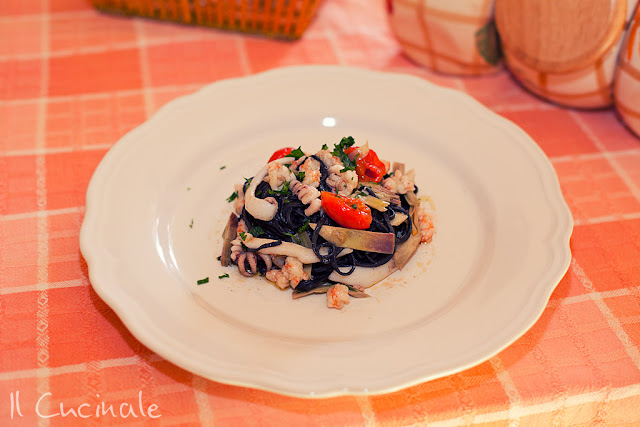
[90,0,323,40]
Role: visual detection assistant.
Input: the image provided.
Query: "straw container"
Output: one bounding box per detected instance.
[89,0,323,40]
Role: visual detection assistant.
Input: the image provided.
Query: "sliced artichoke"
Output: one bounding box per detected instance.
[220,213,238,266]
[389,212,408,227]
[242,236,352,264]
[359,194,389,212]
[359,182,401,205]
[310,223,395,254]
[392,206,422,269]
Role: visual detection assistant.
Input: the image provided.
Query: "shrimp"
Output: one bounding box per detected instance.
[382,169,415,195]
[265,256,309,289]
[267,162,295,191]
[418,207,435,244]
[327,284,350,309]
[298,157,322,188]
[315,149,341,168]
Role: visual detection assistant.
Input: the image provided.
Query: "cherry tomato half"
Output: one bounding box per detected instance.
[345,146,386,183]
[320,191,372,230]
[268,147,294,162]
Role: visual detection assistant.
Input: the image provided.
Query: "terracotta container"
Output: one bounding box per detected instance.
[387,0,502,75]
[614,5,640,136]
[495,0,638,109]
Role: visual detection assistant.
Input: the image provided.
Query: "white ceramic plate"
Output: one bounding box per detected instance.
[80,66,573,398]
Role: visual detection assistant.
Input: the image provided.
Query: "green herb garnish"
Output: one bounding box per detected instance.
[340,153,358,173]
[332,136,357,172]
[189,219,194,228]
[216,256,221,261]
[220,165,226,170]
[284,232,301,244]
[249,226,265,236]
[239,231,247,241]
[297,219,310,233]
[285,146,305,159]
[218,273,229,279]
[351,204,358,209]
[197,277,209,285]
[295,171,306,181]
[345,284,362,293]
[227,191,238,202]
[321,143,328,150]
[268,180,290,196]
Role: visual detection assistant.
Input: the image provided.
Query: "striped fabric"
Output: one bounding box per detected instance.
[1,0,640,425]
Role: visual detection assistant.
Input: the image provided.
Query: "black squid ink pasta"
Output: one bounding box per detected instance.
[219,137,434,309]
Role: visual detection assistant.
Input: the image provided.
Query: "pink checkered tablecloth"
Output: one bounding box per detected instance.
[2,0,640,425]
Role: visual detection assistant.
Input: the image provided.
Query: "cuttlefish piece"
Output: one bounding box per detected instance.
[242,236,352,264]
[244,157,295,221]
[328,260,398,288]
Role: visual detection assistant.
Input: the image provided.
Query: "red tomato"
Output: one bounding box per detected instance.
[320,192,372,230]
[268,147,294,162]
[344,147,386,183]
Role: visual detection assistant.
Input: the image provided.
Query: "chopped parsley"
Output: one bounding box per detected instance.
[331,136,357,173]
[269,180,290,196]
[285,146,305,159]
[284,232,301,244]
[227,191,238,202]
[189,219,194,228]
[345,284,361,293]
[341,155,358,173]
[197,277,209,285]
[297,219,310,233]
[351,204,358,209]
[218,273,229,279]
[239,231,247,241]
[321,143,328,150]
[295,171,306,181]
[187,187,191,191]
[249,226,265,236]
[220,165,226,170]
[216,256,221,261]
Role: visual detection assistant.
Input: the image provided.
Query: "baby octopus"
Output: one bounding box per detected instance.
[229,220,273,277]
[290,180,322,216]
[230,240,273,277]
